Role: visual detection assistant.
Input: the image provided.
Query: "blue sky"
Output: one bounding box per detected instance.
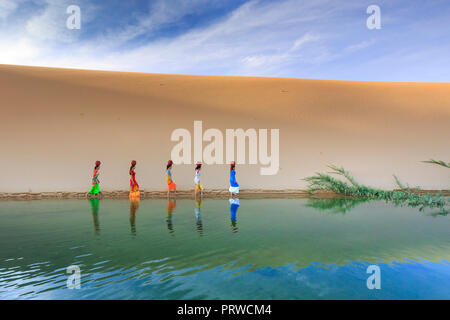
[0,0,449,81]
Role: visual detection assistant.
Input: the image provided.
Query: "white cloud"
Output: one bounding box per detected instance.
[241,33,323,71]
[25,0,85,42]
[96,0,234,48]
[345,39,376,53]
[291,33,322,52]
[0,0,20,19]
[0,38,41,64]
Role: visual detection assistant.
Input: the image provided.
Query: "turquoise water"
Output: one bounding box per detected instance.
[0,198,449,300]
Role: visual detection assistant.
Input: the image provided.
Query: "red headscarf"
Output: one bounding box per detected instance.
[131,160,137,166]
[95,160,101,166]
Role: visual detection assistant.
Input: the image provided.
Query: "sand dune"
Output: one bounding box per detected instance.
[0,64,449,193]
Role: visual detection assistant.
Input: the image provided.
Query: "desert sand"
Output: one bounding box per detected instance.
[0,64,449,194]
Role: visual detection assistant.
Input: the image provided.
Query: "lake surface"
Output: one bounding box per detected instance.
[0,198,449,300]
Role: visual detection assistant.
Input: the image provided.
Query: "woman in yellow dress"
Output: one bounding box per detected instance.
[194,162,203,198]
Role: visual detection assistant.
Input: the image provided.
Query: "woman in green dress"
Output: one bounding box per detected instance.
[88,161,101,196]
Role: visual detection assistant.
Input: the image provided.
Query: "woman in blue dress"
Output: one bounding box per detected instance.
[229,161,239,197]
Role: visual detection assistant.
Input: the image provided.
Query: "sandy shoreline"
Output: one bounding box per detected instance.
[0,189,448,201]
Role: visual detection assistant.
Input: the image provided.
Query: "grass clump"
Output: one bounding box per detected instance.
[304,165,448,212]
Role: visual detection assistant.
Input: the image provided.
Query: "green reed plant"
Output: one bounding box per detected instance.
[304,165,448,212]
[423,159,450,169]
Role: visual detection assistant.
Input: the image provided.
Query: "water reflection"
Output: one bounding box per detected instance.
[129,199,140,236]
[89,198,100,235]
[88,197,448,238]
[425,210,449,217]
[307,197,450,215]
[229,198,240,233]
[87,198,247,236]
[194,198,203,235]
[306,197,369,214]
[166,199,176,235]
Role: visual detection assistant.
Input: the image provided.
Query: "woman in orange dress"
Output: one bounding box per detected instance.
[129,160,140,199]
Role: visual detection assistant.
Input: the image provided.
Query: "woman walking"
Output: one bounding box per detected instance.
[229,161,239,197]
[166,160,177,198]
[194,162,203,198]
[88,160,101,197]
[129,160,140,199]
